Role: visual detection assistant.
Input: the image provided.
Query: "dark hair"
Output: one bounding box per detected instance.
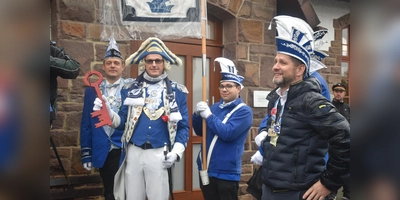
[290,56,306,77]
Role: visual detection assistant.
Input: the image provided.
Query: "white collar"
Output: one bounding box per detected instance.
[275,88,289,105]
[105,78,122,86]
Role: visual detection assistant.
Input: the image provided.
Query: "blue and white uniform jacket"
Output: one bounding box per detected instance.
[80,78,133,168]
[192,97,253,181]
[116,79,189,153]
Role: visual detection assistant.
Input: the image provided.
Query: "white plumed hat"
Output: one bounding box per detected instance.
[214,57,244,89]
[269,15,314,78]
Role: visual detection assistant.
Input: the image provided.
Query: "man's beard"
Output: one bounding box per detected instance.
[273,74,295,88]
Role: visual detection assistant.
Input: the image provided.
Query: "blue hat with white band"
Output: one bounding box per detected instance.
[214,57,244,89]
[269,15,314,78]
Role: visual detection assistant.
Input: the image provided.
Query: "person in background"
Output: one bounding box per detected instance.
[94,37,189,200]
[256,15,350,200]
[50,40,80,126]
[80,37,132,200]
[192,57,253,200]
[330,83,351,200]
[331,83,350,123]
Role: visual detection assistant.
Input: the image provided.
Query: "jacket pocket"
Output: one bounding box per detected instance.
[293,147,299,182]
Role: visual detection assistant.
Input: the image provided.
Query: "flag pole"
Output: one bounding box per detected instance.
[201,0,207,171]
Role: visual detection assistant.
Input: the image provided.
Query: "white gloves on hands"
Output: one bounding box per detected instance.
[93,95,114,119]
[162,152,178,169]
[83,162,92,171]
[255,131,268,147]
[250,150,263,166]
[196,101,211,119]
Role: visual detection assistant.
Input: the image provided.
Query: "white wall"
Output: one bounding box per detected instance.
[311,0,350,51]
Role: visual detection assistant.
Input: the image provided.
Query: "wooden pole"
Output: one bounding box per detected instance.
[201,0,207,171]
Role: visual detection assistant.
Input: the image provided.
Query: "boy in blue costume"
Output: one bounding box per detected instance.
[192,57,253,200]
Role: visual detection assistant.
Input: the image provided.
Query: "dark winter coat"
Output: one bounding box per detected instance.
[261,76,350,192]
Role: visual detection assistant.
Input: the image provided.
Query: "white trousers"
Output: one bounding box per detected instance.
[125,144,169,200]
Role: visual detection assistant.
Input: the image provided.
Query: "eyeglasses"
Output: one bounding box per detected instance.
[218,84,236,90]
[334,90,345,93]
[145,59,164,65]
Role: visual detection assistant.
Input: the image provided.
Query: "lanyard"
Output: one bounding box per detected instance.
[271,97,285,134]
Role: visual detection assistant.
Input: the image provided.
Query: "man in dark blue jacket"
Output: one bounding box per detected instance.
[256,15,350,200]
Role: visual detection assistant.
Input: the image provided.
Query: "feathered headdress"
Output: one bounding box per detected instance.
[125,37,182,66]
[310,30,329,74]
[269,15,314,78]
[214,57,244,89]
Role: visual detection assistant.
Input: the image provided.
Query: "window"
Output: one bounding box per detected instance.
[341,26,350,104]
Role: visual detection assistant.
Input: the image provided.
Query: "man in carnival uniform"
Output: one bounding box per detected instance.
[251,29,340,200]
[192,58,253,200]
[252,29,332,162]
[255,16,350,200]
[94,37,189,200]
[80,36,132,200]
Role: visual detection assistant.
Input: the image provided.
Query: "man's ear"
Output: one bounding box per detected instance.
[297,64,306,77]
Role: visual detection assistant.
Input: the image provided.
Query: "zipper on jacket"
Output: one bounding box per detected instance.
[293,147,298,182]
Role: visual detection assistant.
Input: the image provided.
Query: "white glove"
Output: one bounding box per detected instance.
[162,152,178,169]
[93,95,114,119]
[195,101,207,115]
[250,151,263,166]
[196,101,211,119]
[83,162,92,171]
[255,131,268,147]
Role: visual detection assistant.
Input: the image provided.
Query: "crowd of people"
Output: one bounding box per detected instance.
[52,15,350,200]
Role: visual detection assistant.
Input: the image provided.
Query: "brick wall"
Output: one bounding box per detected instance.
[50,0,346,199]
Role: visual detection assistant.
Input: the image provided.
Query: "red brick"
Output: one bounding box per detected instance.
[51,130,79,147]
[60,0,95,23]
[228,0,243,14]
[219,0,229,7]
[238,1,252,18]
[59,102,84,112]
[61,21,85,39]
[260,55,275,88]
[238,44,248,60]
[65,111,83,131]
[87,24,102,41]
[237,61,260,87]
[51,112,66,129]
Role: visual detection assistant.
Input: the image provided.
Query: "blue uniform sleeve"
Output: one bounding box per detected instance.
[312,71,331,101]
[258,114,269,133]
[174,90,189,146]
[115,89,129,130]
[192,113,203,136]
[80,88,95,164]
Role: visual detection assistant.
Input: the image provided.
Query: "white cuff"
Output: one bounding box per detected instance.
[111,113,120,128]
[169,112,182,122]
[170,142,185,160]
